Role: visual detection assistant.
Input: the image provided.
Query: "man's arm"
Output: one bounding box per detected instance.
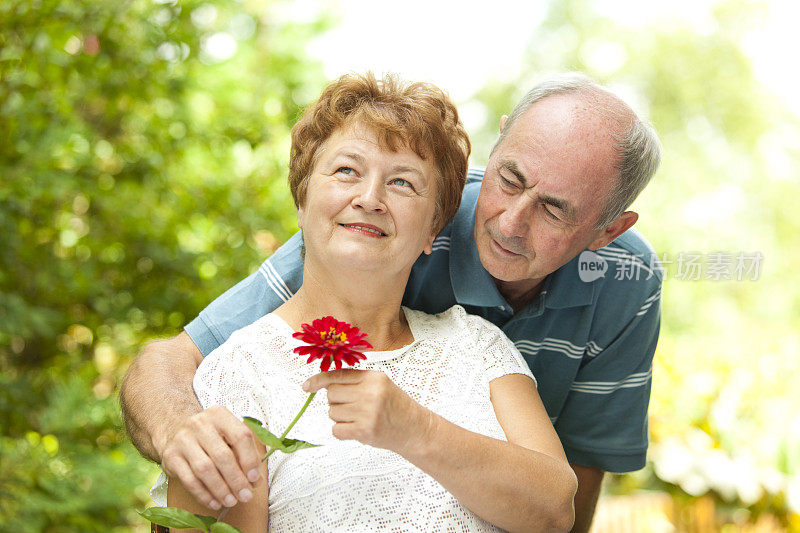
[570,463,604,533]
[121,332,202,461]
[120,332,261,511]
[121,235,305,510]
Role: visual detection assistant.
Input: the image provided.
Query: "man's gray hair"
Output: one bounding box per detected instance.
[492,72,661,229]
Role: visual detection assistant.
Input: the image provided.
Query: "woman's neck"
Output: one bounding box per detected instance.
[275,262,414,351]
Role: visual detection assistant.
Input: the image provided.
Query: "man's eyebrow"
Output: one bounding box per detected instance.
[538,193,575,220]
[498,158,576,219]
[499,159,526,185]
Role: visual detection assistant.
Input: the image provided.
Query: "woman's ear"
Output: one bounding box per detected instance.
[297,204,305,229]
[422,231,436,255]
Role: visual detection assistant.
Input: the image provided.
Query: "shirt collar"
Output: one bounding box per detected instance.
[541,253,597,309]
[449,183,508,309]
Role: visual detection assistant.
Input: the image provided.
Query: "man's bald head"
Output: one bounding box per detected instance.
[493,73,661,229]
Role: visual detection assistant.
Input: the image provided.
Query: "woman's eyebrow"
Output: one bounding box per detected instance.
[333,151,366,164]
[332,150,424,177]
[389,165,424,177]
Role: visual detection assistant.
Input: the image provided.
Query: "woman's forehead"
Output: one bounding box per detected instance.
[317,122,431,169]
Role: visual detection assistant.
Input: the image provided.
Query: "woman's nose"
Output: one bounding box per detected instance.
[352,178,387,213]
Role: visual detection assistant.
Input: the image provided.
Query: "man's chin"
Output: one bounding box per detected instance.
[479,254,530,283]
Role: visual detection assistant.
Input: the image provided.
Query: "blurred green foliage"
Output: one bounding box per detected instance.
[0,0,326,529]
[2,0,798,530]
[471,0,800,529]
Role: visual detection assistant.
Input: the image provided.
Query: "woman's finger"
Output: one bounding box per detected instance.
[303,368,366,392]
[325,382,363,404]
[328,402,359,423]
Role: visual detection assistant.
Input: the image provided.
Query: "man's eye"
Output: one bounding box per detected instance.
[543,205,562,221]
[499,175,518,189]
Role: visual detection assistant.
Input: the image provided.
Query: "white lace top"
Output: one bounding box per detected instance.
[152,305,535,532]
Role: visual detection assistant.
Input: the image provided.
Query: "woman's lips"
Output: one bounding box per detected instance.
[339,223,387,238]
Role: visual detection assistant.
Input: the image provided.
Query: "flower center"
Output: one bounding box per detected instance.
[320,327,347,344]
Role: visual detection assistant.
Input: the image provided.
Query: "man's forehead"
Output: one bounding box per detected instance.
[507,93,625,150]
[501,99,620,188]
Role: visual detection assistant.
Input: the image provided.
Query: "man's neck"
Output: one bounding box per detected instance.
[494,276,546,313]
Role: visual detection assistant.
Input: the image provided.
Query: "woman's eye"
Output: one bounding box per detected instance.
[390,177,412,188]
[336,166,356,175]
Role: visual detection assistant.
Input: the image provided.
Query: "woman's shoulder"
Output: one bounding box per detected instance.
[205,312,294,362]
[227,312,291,341]
[404,305,496,343]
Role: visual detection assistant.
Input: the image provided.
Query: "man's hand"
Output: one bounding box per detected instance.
[160,405,262,511]
[119,332,261,510]
[303,369,429,454]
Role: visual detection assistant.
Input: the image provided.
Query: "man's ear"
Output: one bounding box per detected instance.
[588,211,638,250]
[499,114,509,132]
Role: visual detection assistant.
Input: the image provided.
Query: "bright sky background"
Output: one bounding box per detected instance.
[281,0,800,124]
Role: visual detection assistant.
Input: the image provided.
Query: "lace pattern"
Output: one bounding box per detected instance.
[153,305,534,531]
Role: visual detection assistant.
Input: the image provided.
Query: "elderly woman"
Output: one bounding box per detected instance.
[155,73,577,532]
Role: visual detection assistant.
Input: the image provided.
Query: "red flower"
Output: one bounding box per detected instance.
[293,316,372,372]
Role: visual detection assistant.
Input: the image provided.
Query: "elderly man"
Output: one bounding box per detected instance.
[121,72,661,532]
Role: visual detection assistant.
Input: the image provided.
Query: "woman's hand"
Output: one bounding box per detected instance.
[303,369,431,453]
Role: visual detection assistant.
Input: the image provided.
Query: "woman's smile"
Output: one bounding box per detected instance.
[339,222,388,238]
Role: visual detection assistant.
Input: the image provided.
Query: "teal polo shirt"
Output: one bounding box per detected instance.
[186,167,662,473]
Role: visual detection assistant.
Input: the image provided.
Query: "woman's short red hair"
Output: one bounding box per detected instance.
[288,72,471,234]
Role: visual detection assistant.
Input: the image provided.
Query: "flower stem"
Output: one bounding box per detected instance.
[263,391,316,461]
[218,391,318,523]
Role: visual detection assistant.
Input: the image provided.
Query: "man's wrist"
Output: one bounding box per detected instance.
[151,404,203,462]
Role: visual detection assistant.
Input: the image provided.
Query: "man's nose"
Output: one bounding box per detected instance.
[352,176,387,213]
[497,198,532,238]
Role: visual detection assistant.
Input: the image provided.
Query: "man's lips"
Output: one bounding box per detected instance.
[491,238,524,257]
[339,223,387,237]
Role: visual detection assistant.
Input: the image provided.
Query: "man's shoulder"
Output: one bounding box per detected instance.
[605,228,659,262]
[466,165,486,185]
[585,228,663,333]
[595,228,663,288]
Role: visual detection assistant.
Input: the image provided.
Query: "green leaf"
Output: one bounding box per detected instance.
[280,437,321,453]
[242,416,283,448]
[139,507,217,529]
[210,522,244,533]
[242,417,320,454]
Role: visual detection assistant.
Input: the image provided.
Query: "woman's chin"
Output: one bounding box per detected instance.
[309,251,408,278]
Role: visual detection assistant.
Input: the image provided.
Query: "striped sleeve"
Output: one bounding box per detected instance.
[554,286,661,473]
[465,166,486,185]
[185,232,304,356]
